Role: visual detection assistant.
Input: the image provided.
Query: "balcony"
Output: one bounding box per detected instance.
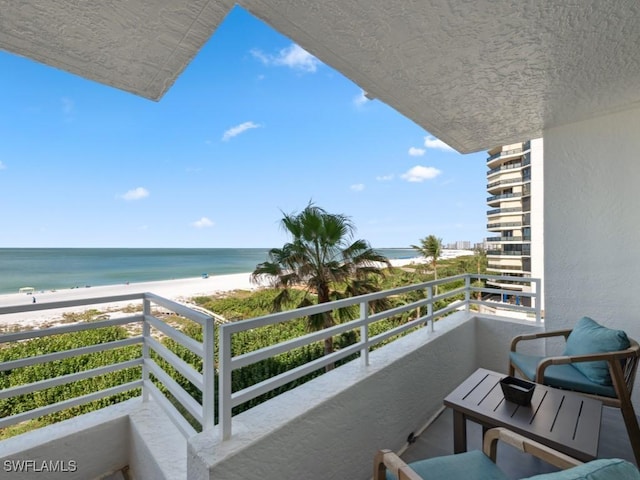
[487,177,524,193]
[487,192,522,204]
[0,275,559,479]
[487,162,523,177]
[487,221,523,230]
[486,236,525,242]
[487,207,522,217]
[0,275,541,478]
[487,248,531,256]
[486,147,523,163]
[487,264,524,272]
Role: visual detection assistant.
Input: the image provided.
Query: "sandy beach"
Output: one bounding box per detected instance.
[0,256,440,330]
[0,272,259,329]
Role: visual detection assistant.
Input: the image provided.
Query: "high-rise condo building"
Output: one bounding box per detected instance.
[486,138,544,309]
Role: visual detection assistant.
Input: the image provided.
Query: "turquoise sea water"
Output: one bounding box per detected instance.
[0,248,418,295]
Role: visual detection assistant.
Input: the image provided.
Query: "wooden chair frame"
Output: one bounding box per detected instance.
[509,330,640,464]
[373,427,583,480]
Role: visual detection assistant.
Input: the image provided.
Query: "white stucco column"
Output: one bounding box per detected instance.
[530,137,545,312]
[543,106,640,403]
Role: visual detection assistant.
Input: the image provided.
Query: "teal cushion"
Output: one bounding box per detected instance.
[385,450,509,480]
[522,458,640,479]
[509,351,617,398]
[563,317,630,386]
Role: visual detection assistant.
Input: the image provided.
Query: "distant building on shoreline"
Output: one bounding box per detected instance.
[486,139,544,309]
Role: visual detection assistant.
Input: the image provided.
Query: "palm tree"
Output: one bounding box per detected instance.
[411,235,443,293]
[251,203,391,364]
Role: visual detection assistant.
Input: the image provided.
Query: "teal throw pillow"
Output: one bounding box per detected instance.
[563,317,630,386]
[522,458,640,479]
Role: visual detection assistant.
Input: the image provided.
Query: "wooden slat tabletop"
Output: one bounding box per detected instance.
[444,368,602,460]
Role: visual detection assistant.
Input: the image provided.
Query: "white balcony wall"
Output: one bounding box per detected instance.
[544,107,640,404]
[188,313,543,480]
[0,399,187,480]
[0,400,135,480]
[530,137,545,311]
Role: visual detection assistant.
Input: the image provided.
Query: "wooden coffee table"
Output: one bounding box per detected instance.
[443,368,602,462]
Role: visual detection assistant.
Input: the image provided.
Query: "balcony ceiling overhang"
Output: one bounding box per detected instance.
[2,1,640,153]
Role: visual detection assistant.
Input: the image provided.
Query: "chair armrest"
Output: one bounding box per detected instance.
[374,428,584,479]
[374,449,423,480]
[511,329,572,352]
[535,348,638,383]
[483,427,583,470]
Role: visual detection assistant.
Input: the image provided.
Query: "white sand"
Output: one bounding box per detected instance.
[0,272,258,329]
[0,254,464,330]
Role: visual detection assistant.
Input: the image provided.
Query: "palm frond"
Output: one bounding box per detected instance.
[251,202,393,357]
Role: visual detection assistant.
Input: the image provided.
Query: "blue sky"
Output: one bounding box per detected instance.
[0,6,488,249]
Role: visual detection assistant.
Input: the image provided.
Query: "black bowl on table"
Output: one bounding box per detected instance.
[500,376,535,406]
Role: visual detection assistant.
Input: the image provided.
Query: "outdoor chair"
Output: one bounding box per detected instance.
[374,427,639,480]
[509,316,640,464]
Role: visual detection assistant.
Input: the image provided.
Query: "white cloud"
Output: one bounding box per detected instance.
[120,187,149,201]
[192,217,214,228]
[400,165,442,182]
[350,183,365,192]
[250,49,270,65]
[376,174,394,181]
[424,136,455,151]
[251,44,320,73]
[353,90,368,107]
[408,147,426,156]
[0,161,6,170]
[222,121,261,141]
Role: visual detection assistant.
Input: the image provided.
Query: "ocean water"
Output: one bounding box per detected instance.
[0,248,418,295]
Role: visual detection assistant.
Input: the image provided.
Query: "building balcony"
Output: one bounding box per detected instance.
[486,272,532,290]
[487,264,524,272]
[487,221,523,230]
[487,162,523,177]
[486,236,531,243]
[487,247,531,256]
[487,177,525,194]
[487,192,522,204]
[487,207,522,217]
[486,147,524,164]
[1,275,636,479]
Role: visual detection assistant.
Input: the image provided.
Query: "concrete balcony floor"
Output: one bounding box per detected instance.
[402,406,638,478]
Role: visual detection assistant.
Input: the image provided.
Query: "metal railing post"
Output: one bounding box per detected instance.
[533,278,542,324]
[360,301,369,366]
[219,324,232,440]
[142,295,151,402]
[465,275,471,312]
[427,286,434,332]
[202,316,215,431]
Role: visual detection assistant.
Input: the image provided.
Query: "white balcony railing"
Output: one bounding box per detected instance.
[0,293,215,438]
[217,273,540,438]
[0,275,540,443]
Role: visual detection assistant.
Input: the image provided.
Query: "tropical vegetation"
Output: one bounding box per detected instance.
[0,252,487,439]
[411,235,443,292]
[250,203,391,361]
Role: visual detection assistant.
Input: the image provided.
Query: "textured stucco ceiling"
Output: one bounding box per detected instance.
[2,1,640,153]
[0,1,234,101]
